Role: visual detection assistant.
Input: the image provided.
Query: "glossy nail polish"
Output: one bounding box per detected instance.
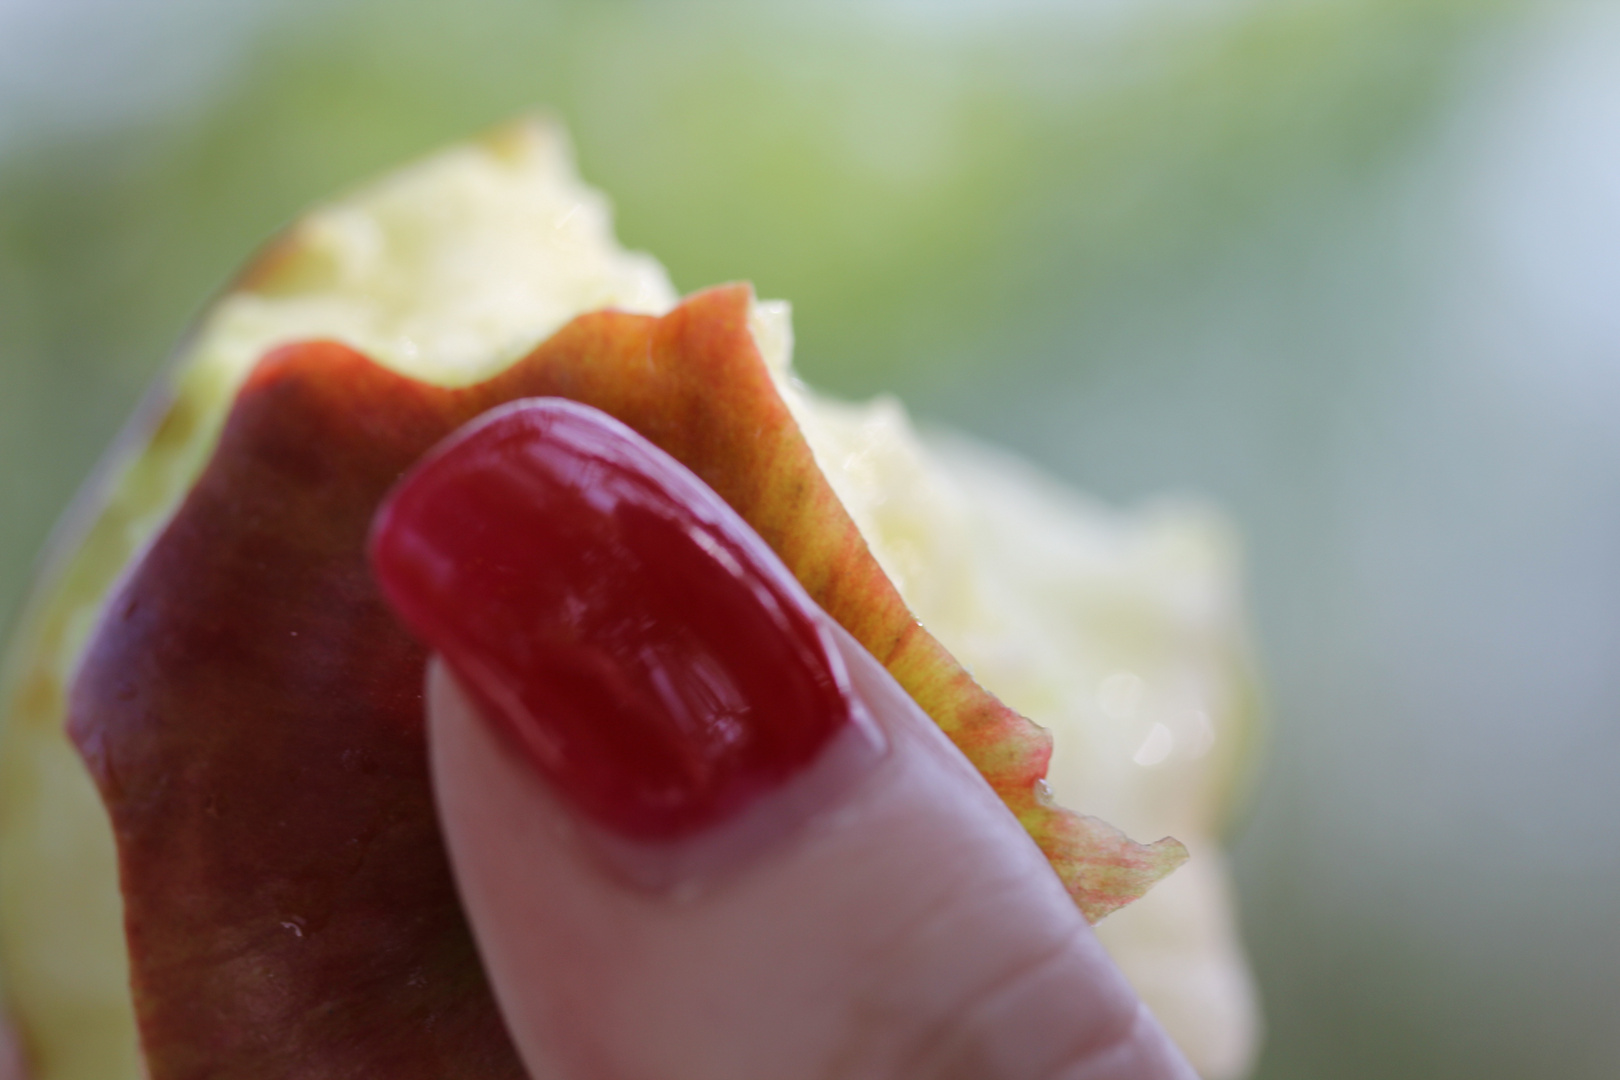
[369,398,871,847]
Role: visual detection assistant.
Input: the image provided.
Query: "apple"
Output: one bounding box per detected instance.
[0,120,1256,1080]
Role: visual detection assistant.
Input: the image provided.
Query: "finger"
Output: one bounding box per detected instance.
[370,397,1197,1080]
[430,628,1194,1080]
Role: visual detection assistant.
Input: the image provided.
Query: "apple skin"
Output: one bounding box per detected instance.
[69,344,523,1077]
[68,284,1184,1077]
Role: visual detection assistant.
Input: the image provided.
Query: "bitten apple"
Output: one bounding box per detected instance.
[0,120,1260,1080]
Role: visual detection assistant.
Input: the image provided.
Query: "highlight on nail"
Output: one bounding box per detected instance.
[370,397,878,853]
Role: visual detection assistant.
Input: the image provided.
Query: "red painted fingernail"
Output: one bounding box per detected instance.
[369,398,862,844]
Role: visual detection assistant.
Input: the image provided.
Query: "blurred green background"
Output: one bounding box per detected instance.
[4,0,1619,1076]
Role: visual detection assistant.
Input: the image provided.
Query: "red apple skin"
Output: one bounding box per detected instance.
[69,285,1182,1078]
[70,340,525,1078]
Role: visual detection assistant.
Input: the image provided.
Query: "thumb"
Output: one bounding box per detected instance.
[371,398,1197,1080]
[431,636,1194,1080]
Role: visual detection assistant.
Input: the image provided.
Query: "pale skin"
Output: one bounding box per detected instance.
[432,623,1200,1080]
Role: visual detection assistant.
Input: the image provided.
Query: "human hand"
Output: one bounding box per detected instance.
[371,398,1200,1080]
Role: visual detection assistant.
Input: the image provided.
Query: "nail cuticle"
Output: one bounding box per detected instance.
[371,398,882,879]
[503,675,888,899]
